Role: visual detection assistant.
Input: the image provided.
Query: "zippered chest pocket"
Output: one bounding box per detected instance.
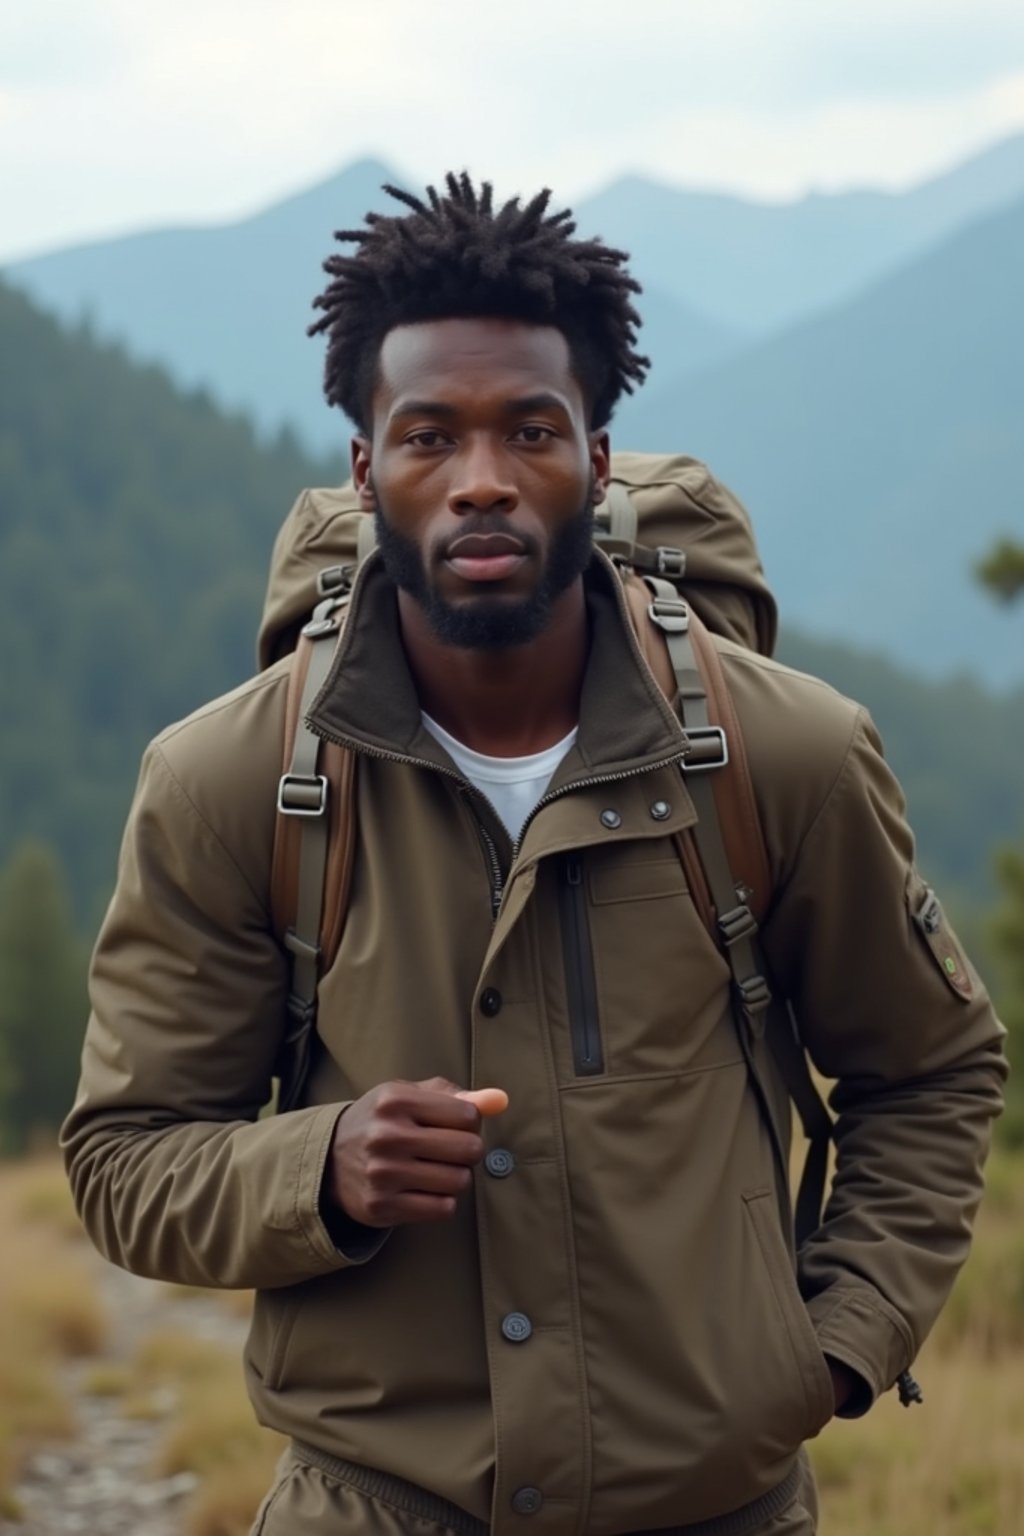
[553,847,735,1081]
[559,854,604,1075]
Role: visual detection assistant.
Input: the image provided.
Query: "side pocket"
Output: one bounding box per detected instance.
[252,1289,300,1392]
[743,1190,835,1437]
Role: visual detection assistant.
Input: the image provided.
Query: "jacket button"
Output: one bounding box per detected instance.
[485,1148,516,1178]
[650,800,671,821]
[599,808,622,829]
[480,988,503,1017]
[501,1312,533,1343]
[512,1487,544,1515]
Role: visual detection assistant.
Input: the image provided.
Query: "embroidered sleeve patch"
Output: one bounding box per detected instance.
[913,887,974,1001]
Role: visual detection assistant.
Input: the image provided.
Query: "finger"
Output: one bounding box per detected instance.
[403,1129,485,1167]
[456,1087,509,1117]
[407,1089,482,1131]
[387,1192,461,1224]
[394,1160,475,1196]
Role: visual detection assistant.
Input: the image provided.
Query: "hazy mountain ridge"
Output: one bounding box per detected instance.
[577,131,1024,332]
[3,136,1022,684]
[616,192,1024,685]
[1,277,1020,921]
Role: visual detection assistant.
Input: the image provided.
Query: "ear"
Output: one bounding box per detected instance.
[589,429,611,506]
[351,435,375,509]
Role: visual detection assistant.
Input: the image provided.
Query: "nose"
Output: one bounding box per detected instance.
[447,439,519,516]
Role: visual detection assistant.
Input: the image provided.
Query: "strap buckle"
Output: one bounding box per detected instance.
[301,615,339,640]
[682,725,729,772]
[647,597,690,634]
[737,974,772,1015]
[277,773,328,817]
[655,546,686,577]
[316,564,354,597]
[718,903,758,946]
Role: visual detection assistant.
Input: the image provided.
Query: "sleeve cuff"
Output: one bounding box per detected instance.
[806,1283,914,1414]
[305,1102,392,1264]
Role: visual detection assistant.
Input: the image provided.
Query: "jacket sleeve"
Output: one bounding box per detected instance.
[61,740,384,1290]
[761,707,1006,1411]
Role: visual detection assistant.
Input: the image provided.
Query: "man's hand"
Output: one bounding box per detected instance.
[826,1357,859,1417]
[324,1078,507,1228]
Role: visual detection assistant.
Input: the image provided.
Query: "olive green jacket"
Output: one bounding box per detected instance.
[63,552,1005,1535]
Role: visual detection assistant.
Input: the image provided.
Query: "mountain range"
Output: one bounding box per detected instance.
[5,136,1024,684]
[1,275,1021,925]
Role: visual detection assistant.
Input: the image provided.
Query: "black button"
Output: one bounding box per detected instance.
[501,1312,533,1343]
[512,1487,544,1516]
[599,808,622,829]
[485,1148,516,1178]
[650,800,671,821]
[480,988,503,1017]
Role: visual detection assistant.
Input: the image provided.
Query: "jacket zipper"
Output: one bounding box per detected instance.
[559,853,603,1075]
[308,724,690,925]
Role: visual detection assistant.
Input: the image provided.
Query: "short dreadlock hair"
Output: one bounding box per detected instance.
[309,173,649,433]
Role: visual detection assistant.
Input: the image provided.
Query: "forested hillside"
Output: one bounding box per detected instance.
[1,277,1020,933]
[0,278,341,927]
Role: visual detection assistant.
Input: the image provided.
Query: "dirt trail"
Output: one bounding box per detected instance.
[2,1254,249,1536]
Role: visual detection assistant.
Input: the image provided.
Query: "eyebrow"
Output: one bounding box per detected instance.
[389,400,459,421]
[389,392,570,421]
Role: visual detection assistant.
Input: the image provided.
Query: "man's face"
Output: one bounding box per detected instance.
[353,317,609,650]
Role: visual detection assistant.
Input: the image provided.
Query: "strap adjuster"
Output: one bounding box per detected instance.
[737,974,772,1014]
[682,725,729,772]
[655,546,686,577]
[277,773,328,817]
[301,616,339,640]
[316,564,354,597]
[718,903,758,946]
[647,597,690,634]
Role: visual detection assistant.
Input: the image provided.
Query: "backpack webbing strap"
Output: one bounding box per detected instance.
[271,600,356,1111]
[645,576,833,1245]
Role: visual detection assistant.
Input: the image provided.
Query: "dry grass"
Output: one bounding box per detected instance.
[0,1155,103,1510]
[184,1449,284,1536]
[1,1152,1023,1536]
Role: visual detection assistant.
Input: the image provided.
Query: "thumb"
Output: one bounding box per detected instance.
[456,1087,509,1117]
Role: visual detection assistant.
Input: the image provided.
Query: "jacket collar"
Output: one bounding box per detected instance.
[306,547,688,779]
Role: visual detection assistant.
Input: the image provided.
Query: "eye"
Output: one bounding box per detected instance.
[406,429,450,449]
[513,425,556,445]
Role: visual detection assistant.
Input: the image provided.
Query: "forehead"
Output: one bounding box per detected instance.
[374,318,580,413]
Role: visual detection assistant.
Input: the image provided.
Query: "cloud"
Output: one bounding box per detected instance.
[1,0,1022,261]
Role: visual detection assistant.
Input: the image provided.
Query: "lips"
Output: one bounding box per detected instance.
[444,531,528,583]
[446,532,525,558]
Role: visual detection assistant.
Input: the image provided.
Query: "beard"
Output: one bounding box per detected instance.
[373,481,596,651]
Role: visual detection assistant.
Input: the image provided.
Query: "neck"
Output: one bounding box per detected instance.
[397,582,587,757]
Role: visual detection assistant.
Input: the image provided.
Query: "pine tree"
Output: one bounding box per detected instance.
[977,538,1024,1139]
[976,538,1024,605]
[0,842,88,1151]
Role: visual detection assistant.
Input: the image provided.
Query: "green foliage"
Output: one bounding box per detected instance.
[776,630,1024,915]
[976,538,1024,605]
[0,843,88,1151]
[0,276,341,925]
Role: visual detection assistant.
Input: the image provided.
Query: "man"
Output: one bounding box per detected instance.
[63,174,1005,1536]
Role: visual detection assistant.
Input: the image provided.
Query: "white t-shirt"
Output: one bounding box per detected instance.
[422,712,578,842]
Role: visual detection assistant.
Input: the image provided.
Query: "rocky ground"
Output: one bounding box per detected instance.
[1,1258,249,1536]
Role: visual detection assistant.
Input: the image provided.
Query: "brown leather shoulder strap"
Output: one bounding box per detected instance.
[271,615,358,980]
[687,612,772,924]
[619,570,772,922]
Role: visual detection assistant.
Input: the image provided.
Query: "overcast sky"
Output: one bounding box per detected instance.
[2,0,1023,263]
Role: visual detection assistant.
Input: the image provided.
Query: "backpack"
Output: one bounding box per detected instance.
[260,451,834,1235]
